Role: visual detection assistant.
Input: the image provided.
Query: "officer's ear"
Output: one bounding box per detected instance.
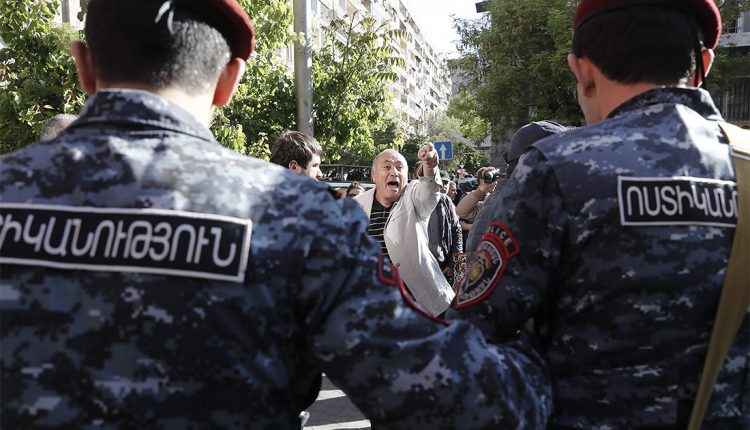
[693,49,716,87]
[71,41,97,95]
[213,58,246,107]
[567,54,596,98]
[702,49,715,77]
[213,57,245,107]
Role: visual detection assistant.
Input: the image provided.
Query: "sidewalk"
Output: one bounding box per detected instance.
[304,375,371,430]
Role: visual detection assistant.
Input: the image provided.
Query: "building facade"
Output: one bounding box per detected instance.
[716,8,750,128]
[55,0,451,134]
[303,0,453,134]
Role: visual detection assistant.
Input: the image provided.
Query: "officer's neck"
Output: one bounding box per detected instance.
[587,80,663,125]
[97,82,215,126]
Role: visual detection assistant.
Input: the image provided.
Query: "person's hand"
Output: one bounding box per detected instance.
[418,143,439,168]
[478,167,498,193]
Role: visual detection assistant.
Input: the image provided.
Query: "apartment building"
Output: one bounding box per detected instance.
[716,8,750,127]
[303,0,453,134]
[54,0,450,133]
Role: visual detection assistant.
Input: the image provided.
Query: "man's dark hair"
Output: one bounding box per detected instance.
[85,0,232,91]
[269,131,323,168]
[573,6,704,85]
[346,181,364,196]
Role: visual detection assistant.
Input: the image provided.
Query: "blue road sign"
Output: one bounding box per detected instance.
[434,141,453,160]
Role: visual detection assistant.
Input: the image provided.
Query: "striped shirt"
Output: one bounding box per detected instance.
[367,197,393,258]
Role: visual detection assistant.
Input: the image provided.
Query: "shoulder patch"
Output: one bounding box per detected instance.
[377,253,400,286]
[455,222,519,309]
[0,203,252,282]
[617,176,737,227]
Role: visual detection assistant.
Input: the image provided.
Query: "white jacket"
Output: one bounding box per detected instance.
[354,173,455,316]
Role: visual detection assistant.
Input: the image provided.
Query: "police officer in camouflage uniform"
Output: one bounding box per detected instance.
[0,0,553,428]
[451,0,748,428]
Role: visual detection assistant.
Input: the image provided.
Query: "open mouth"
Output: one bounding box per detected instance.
[387,180,400,191]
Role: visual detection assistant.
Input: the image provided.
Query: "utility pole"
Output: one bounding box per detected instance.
[293,0,314,135]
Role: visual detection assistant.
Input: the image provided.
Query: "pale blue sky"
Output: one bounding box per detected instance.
[406,0,480,58]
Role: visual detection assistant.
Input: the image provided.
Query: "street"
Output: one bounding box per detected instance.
[304,375,371,430]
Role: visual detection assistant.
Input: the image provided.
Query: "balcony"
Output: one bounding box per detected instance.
[719,12,750,47]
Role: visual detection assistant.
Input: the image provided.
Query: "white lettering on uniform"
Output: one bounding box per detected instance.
[171,224,196,263]
[43,217,70,257]
[619,177,737,227]
[211,227,236,268]
[0,203,251,283]
[149,222,171,262]
[22,215,46,252]
[70,219,94,257]
[128,221,153,260]
[0,214,23,249]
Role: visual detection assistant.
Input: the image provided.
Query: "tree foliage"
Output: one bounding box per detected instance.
[313,14,405,164]
[708,1,750,102]
[423,112,487,173]
[443,89,490,143]
[455,0,750,140]
[210,0,298,160]
[454,0,580,141]
[0,0,85,154]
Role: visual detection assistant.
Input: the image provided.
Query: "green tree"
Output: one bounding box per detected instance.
[423,112,487,174]
[398,133,425,174]
[211,0,298,160]
[371,109,407,151]
[0,0,85,154]
[454,0,580,141]
[444,90,490,143]
[0,1,407,164]
[708,1,750,107]
[312,14,405,164]
[455,0,750,140]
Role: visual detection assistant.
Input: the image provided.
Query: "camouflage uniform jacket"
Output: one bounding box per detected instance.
[451,87,748,429]
[0,89,554,429]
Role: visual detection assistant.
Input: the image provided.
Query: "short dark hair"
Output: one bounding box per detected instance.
[346,182,364,196]
[572,6,703,85]
[84,0,232,91]
[269,131,322,168]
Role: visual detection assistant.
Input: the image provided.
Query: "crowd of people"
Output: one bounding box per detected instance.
[1,0,747,429]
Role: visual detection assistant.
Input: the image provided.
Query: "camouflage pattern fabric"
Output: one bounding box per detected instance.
[450,87,748,429]
[0,89,553,429]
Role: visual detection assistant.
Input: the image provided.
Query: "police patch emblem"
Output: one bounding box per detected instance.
[455,222,519,308]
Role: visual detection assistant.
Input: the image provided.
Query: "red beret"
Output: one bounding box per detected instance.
[181,0,256,60]
[573,0,722,49]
